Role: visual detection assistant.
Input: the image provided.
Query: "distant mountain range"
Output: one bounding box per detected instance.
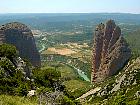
[0,13,140,25]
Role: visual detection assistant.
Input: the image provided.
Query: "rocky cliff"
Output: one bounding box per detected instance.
[92,20,131,83]
[0,22,40,67]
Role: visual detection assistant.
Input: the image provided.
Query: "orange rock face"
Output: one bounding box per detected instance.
[91,20,131,83]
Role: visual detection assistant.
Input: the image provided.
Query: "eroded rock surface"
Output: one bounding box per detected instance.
[92,20,131,83]
[0,22,40,67]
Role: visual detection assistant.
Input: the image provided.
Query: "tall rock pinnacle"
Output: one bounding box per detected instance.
[0,22,41,67]
[91,20,131,83]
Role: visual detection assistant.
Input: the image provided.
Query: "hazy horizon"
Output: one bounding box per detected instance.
[0,12,140,15]
[0,0,140,14]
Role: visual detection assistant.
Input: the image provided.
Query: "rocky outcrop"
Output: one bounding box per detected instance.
[96,57,140,96]
[0,22,40,67]
[91,20,131,83]
[0,56,32,79]
[77,57,140,104]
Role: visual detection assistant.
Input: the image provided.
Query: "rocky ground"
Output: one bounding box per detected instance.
[77,57,140,104]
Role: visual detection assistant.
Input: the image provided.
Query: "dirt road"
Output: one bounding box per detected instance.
[76,87,101,100]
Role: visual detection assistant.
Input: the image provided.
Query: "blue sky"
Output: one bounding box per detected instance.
[0,0,140,13]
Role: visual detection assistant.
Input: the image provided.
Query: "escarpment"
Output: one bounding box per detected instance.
[0,22,40,67]
[92,20,131,83]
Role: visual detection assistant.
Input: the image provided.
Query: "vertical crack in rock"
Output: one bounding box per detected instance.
[92,20,131,83]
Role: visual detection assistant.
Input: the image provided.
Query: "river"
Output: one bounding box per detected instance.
[66,63,90,82]
[39,43,90,82]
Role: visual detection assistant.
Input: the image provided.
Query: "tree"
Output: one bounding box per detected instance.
[0,44,31,96]
[33,67,61,88]
[0,43,18,59]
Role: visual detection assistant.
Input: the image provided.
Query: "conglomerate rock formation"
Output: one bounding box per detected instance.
[0,22,40,67]
[91,20,131,83]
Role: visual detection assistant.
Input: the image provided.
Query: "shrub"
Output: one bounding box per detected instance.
[0,44,31,96]
[0,43,18,59]
[33,67,61,88]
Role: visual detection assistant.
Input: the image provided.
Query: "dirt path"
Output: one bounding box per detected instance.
[76,87,101,100]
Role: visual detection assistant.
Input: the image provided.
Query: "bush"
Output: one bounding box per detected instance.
[0,44,31,96]
[0,65,31,96]
[60,95,76,105]
[0,43,18,59]
[33,67,61,88]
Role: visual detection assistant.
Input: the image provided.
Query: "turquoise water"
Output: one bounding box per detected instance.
[73,66,90,82]
[67,63,90,82]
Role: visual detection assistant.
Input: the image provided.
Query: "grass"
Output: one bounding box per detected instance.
[57,64,77,80]
[64,80,92,98]
[0,95,37,105]
[42,61,77,80]
[41,58,91,102]
[42,61,92,98]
